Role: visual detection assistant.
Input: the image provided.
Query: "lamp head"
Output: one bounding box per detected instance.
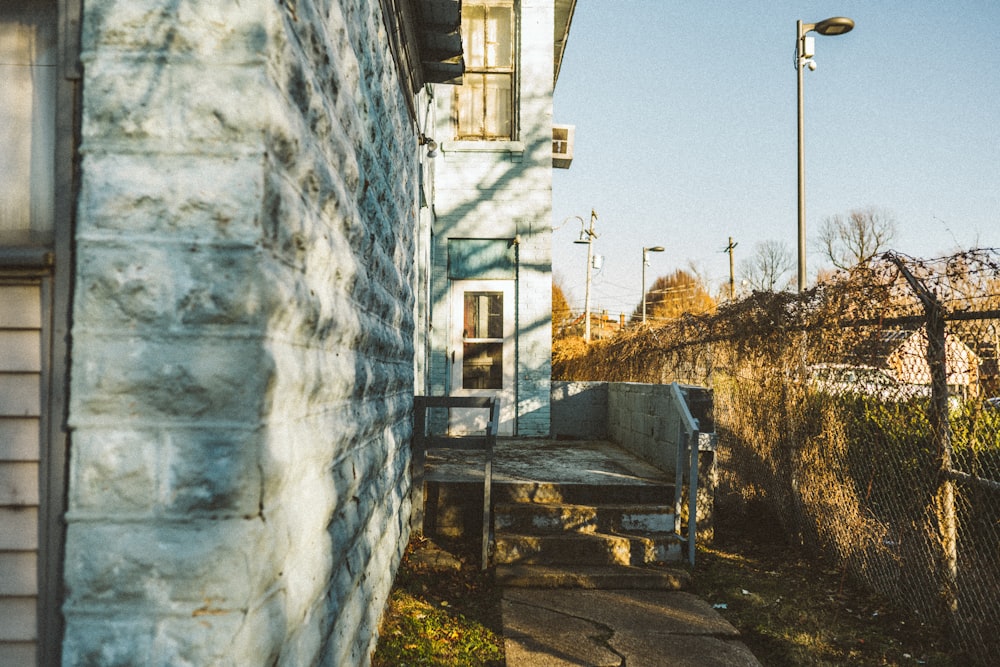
[814,17,854,36]
[419,134,439,158]
[574,230,590,244]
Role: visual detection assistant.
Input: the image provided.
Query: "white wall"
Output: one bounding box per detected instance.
[64,1,419,663]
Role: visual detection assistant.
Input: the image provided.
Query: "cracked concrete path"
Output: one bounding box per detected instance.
[502,589,762,666]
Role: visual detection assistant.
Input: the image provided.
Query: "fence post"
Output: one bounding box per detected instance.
[927,302,959,633]
[888,254,959,638]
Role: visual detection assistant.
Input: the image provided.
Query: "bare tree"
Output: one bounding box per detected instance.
[818,207,897,271]
[739,239,794,292]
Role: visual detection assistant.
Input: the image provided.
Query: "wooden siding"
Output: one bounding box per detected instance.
[0,283,41,658]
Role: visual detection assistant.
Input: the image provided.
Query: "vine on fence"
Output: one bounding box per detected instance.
[554,249,1000,664]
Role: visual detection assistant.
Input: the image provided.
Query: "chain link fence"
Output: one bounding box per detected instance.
[555,249,1000,664]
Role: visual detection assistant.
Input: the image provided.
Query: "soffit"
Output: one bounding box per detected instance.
[413,0,464,85]
[553,0,576,86]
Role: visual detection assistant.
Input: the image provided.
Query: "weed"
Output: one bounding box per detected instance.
[372,535,504,666]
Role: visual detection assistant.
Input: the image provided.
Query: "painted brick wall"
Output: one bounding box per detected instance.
[64,1,417,664]
[428,0,554,436]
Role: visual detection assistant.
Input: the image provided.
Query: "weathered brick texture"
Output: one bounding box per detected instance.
[66,1,418,663]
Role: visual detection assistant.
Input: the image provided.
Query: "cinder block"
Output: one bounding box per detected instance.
[69,428,158,515]
[69,334,274,423]
[61,616,155,666]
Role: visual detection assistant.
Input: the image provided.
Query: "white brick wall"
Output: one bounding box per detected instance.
[65,1,418,663]
[428,0,555,436]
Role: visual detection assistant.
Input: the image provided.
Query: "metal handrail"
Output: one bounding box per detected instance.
[411,395,499,570]
[669,382,700,567]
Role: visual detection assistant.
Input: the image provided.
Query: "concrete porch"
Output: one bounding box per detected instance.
[424,437,671,489]
[422,437,687,582]
[421,380,716,571]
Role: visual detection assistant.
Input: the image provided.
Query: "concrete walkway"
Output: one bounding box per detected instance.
[502,588,761,666]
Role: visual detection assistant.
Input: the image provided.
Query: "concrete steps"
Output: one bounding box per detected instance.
[495,501,675,534]
[494,563,691,590]
[493,530,683,566]
[491,481,688,589]
[418,438,691,590]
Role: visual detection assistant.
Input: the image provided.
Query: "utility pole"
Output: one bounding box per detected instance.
[723,237,738,300]
[573,210,598,343]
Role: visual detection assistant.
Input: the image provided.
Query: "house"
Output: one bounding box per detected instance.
[566,310,626,341]
[419,0,576,437]
[851,328,981,398]
[0,1,572,664]
[964,322,1000,396]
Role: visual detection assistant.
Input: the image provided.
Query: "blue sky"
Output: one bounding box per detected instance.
[552,1,1000,317]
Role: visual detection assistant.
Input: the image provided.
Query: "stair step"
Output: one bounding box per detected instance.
[493,532,683,566]
[495,502,675,535]
[495,564,691,590]
[494,482,673,506]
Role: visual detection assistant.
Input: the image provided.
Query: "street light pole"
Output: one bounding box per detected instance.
[642,245,664,324]
[797,19,807,292]
[796,16,854,292]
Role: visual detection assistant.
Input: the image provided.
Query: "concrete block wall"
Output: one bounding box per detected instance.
[65,1,417,664]
[607,383,715,476]
[550,381,609,439]
[607,383,682,475]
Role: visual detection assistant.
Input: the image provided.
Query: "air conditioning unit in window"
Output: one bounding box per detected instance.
[552,124,575,169]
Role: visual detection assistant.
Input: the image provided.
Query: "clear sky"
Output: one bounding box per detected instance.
[552,1,1000,318]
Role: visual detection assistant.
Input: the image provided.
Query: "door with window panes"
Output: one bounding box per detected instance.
[449,280,515,435]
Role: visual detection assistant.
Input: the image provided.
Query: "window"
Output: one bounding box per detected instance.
[0,0,57,244]
[462,292,503,389]
[454,1,514,140]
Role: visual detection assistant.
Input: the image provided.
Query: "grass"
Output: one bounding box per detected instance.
[692,520,961,666]
[372,535,504,666]
[374,528,964,666]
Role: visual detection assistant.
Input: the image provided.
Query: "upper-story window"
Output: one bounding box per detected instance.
[1,1,57,245]
[454,0,515,140]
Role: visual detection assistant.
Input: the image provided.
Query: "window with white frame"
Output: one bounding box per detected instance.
[454,0,515,140]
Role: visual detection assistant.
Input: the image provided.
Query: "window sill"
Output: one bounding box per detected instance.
[441,140,525,156]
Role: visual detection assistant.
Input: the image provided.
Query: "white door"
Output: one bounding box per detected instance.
[449,280,515,435]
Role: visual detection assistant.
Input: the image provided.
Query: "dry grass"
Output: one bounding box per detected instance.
[694,518,961,666]
[374,529,963,666]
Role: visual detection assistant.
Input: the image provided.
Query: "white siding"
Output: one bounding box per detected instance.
[0,283,41,654]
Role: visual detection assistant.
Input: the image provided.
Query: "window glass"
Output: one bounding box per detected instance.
[462,291,503,390]
[483,74,511,138]
[463,342,502,389]
[463,5,486,68]
[484,8,511,67]
[463,292,503,339]
[455,1,513,140]
[0,1,57,243]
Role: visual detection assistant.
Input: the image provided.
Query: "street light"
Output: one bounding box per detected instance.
[642,246,664,324]
[573,210,598,343]
[796,16,854,292]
